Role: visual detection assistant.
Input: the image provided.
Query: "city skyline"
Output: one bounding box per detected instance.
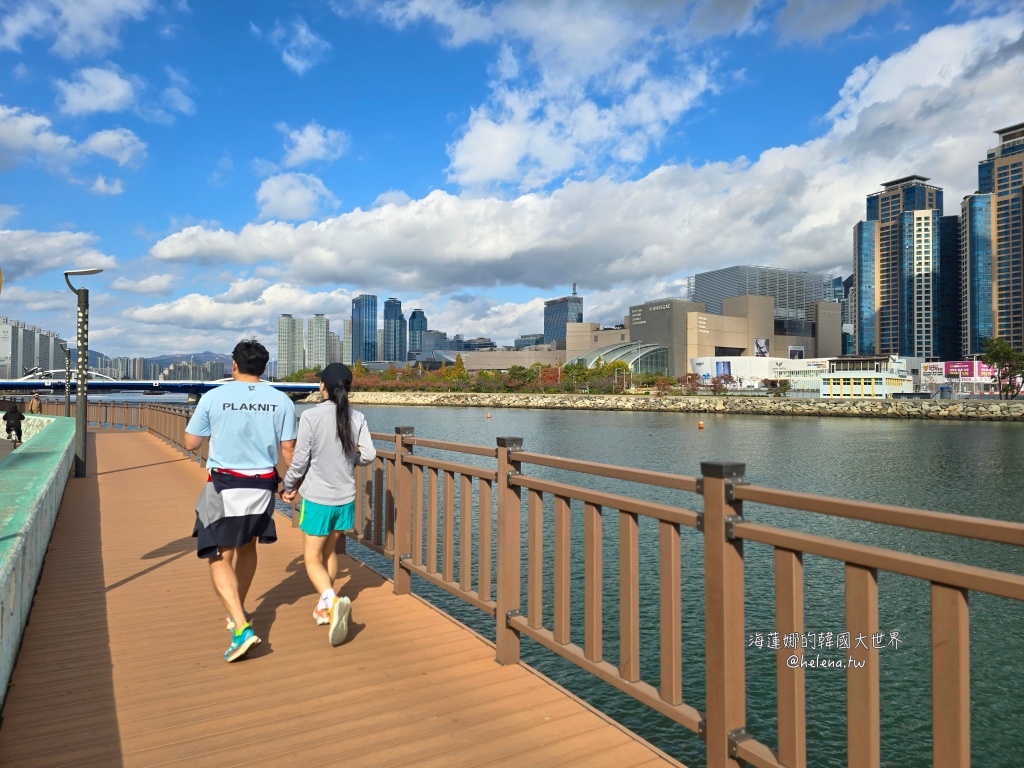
[2,2,1023,357]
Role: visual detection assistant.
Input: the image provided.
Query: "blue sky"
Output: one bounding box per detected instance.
[1,0,1022,358]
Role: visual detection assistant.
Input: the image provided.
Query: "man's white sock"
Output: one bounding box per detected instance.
[319,589,336,610]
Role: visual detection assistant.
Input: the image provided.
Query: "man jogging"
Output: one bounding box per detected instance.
[184,339,297,662]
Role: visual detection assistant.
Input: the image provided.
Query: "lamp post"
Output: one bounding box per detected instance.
[60,342,71,417]
[64,268,103,477]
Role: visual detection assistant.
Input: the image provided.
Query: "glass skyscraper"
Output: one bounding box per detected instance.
[977,122,1024,351]
[408,309,427,357]
[383,298,408,362]
[854,176,959,358]
[351,294,378,363]
[960,194,994,356]
[543,284,583,344]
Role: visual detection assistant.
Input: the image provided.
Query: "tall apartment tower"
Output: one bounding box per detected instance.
[962,122,1024,353]
[277,314,305,378]
[306,314,330,371]
[351,294,378,363]
[342,319,353,365]
[383,298,408,363]
[327,331,344,365]
[408,309,427,358]
[543,284,584,344]
[854,176,959,358]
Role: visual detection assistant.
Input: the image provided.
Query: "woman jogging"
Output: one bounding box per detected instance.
[282,363,376,647]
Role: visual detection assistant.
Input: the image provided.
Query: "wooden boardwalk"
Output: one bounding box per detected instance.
[0,430,682,768]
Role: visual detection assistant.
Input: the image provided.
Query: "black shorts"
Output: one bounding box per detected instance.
[193,512,277,559]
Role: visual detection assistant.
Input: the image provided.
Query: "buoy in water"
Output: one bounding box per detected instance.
[487,412,492,419]
[698,421,704,430]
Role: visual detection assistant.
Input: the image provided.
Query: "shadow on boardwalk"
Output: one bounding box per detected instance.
[0,430,680,768]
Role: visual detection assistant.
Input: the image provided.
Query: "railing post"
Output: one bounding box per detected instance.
[495,436,523,666]
[701,460,747,768]
[393,427,415,596]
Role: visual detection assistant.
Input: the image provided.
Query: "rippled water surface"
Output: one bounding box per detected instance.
[341,405,1023,768]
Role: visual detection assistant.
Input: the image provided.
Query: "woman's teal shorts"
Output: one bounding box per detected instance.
[299,499,355,536]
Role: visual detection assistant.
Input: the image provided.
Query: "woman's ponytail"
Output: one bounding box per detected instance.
[328,382,355,455]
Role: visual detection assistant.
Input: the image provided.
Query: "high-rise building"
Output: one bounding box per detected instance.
[967,122,1024,352]
[0,318,67,377]
[383,298,408,363]
[327,331,344,365]
[342,319,353,365]
[351,294,378,363]
[960,194,994,356]
[544,284,584,344]
[854,176,959,358]
[408,309,427,358]
[307,314,330,371]
[686,265,834,320]
[277,314,305,378]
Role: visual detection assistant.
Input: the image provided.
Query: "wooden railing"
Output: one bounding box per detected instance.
[52,402,1024,768]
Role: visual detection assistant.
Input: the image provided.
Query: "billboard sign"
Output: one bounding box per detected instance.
[788,346,804,360]
[754,338,769,357]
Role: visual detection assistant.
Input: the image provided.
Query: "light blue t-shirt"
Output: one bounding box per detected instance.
[185,381,298,470]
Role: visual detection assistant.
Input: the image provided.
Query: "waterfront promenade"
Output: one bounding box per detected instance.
[0,429,680,768]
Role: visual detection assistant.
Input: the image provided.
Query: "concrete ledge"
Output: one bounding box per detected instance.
[348,391,1024,420]
[0,415,75,704]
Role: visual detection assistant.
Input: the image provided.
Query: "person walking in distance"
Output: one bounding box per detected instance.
[28,394,42,414]
[184,339,297,662]
[282,363,375,647]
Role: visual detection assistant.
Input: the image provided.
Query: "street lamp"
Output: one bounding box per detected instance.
[64,268,103,477]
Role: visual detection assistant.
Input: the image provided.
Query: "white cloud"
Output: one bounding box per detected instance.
[372,190,411,208]
[90,174,123,194]
[0,0,154,59]
[56,66,138,115]
[269,17,330,75]
[110,273,177,294]
[80,127,146,166]
[0,203,19,225]
[255,173,339,220]
[0,284,73,312]
[278,121,348,167]
[162,85,195,115]
[0,104,147,173]
[123,282,354,333]
[147,11,1024,336]
[0,228,118,281]
[776,0,896,42]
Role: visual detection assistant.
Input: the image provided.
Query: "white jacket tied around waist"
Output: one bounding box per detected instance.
[282,402,377,506]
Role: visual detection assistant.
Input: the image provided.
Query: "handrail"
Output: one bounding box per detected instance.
[54,401,1024,768]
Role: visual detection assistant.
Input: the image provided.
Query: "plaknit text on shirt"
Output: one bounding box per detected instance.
[222,403,279,412]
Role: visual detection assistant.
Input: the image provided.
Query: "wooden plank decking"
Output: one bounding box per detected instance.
[0,430,682,768]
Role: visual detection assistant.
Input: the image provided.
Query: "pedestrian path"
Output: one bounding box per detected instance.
[0,430,681,768]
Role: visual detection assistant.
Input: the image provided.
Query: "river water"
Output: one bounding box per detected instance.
[344,404,1023,768]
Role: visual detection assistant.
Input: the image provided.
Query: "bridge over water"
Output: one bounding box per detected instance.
[1,403,1021,766]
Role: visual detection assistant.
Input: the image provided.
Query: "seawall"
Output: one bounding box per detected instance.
[0,415,75,704]
[347,392,1024,420]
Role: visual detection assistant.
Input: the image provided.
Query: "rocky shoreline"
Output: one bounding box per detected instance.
[305,391,1024,421]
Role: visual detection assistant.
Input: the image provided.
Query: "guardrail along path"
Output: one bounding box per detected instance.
[0,430,679,768]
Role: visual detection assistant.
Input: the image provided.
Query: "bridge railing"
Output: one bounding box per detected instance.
[62,404,1024,768]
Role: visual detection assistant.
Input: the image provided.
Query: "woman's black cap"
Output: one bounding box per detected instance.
[318,362,353,390]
